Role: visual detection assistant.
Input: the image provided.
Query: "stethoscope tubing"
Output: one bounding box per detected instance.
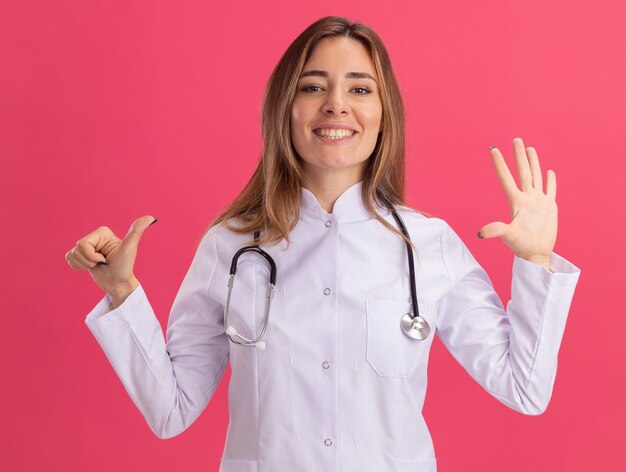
[224,232,276,349]
[389,207,421,324]
[224,203,427,348]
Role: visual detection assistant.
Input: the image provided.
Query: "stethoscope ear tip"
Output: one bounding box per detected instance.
[226,326,237,336]
[255,341,267,351]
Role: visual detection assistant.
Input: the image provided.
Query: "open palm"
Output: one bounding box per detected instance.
[478,137,558,267]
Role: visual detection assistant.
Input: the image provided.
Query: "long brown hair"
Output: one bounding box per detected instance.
[205,16,426,251]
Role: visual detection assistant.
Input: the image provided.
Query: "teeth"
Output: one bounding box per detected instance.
[315,128,355,139]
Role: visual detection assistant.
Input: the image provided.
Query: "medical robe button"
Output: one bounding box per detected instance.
[323,288,331,295]
[324,438,333,446]
[325,220,332,228]
[322,361,330,369]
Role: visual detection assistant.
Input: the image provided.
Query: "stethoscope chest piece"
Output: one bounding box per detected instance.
[401,313,430,340]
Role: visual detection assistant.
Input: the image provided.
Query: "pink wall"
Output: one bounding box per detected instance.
[1,0,623,470]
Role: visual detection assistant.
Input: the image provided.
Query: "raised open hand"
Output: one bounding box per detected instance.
[477,137,557,271]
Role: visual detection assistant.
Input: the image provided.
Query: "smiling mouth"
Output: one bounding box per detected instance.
[313,128,357,139]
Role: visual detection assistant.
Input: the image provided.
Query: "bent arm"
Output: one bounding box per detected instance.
[84,226,230,438]
[435,221,581,415]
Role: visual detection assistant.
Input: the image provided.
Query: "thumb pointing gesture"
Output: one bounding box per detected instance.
[69,215,158,295]
[120,215,159,260]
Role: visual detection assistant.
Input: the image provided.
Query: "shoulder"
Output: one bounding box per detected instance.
[387,204,472,255]
[390,206,478,282]
[390,203,451,237]
[193,218,243,252]
[200,218,261,255]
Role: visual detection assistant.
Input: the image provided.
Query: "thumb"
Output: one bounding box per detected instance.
[477,221,507,239]
[122,215,158,251]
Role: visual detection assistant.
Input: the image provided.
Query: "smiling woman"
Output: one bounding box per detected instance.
[71,14,582,472]
[209,15,412,251]
[291,36,384,206]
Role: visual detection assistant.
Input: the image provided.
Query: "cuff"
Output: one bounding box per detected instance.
[84,282,146,328]
[513,251,581,288]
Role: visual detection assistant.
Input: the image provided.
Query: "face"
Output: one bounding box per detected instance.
[290,36,383,182]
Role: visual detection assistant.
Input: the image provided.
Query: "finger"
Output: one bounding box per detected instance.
[489,146,518,197]
[478,221,509,239]
[526,146,543,192]
[67,247,93,270]
[65,249,81,270]
[513,137,533,191]
[122,215,157,252]
[75,240,107,264]
[546,169,557,200]
[80,226,115,254]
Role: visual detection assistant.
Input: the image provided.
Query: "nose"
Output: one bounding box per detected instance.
[322,88,349,116]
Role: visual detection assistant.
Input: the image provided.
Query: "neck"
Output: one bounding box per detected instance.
[301,166,364,213]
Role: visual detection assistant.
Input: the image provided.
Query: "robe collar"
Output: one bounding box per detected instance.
[300,180,389,222]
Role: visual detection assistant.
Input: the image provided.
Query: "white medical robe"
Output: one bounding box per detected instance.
[85,180,581,472]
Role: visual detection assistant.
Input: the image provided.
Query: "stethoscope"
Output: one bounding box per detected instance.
[224,204,431,350]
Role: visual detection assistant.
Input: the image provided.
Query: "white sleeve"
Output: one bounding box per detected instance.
[435,221,581,415]
[84,225,230,438]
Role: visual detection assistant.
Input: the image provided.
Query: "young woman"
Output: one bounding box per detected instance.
[66,15,581,472]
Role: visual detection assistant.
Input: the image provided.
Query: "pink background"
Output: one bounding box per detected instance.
[2,0,624,470]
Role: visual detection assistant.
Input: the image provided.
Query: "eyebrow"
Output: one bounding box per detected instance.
[299,70,377,82]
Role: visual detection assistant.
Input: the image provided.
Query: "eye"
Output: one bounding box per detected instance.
[300,85,323,92]
[353,87,372,95]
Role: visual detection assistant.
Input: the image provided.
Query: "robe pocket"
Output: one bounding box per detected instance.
[365,299,433,378]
